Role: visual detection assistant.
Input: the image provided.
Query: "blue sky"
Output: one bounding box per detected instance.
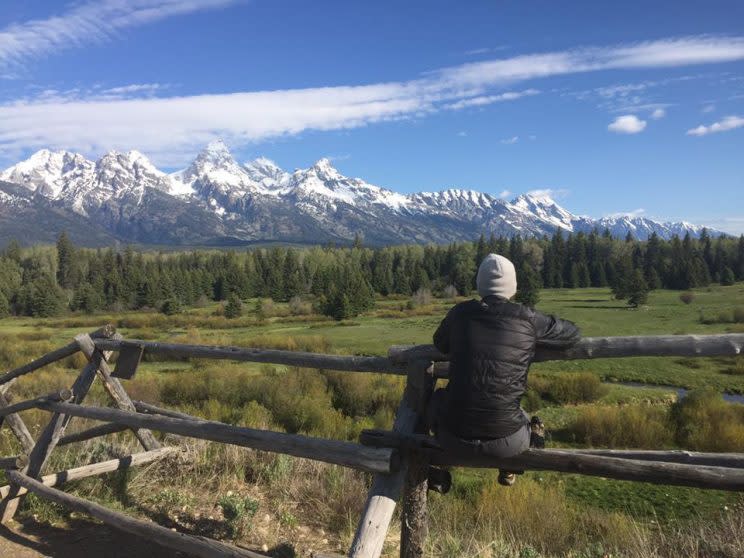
[1,1,743,233]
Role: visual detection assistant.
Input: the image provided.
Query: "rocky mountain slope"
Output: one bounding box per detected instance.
[0,141,716,246]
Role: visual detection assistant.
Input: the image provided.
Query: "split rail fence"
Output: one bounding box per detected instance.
[0,325,742,558]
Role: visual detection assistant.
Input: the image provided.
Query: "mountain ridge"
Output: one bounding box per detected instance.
[0,141,720,247]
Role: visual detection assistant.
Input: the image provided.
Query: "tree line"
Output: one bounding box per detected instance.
[0,228,741,318]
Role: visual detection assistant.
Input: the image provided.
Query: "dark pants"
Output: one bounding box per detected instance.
[427,388,531,459]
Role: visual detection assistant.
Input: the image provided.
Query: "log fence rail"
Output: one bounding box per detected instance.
[0,327,741,558]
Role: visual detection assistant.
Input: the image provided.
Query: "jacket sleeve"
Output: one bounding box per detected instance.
[533,310,581,349]
[433,307,455,354]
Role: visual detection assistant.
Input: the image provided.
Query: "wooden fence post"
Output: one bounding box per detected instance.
[400,361,435,558]
[0,390,35,454]
[400,449,429,558]
[349,359,435,558]
[84,333,160,451]
[0,333,108,523]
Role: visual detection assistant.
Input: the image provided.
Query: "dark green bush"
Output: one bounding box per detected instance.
[160,298,182,315]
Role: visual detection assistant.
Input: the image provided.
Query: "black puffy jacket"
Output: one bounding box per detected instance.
[433,295,580,440]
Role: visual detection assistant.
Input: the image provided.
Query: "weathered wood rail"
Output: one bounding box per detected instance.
[0,327,741,558]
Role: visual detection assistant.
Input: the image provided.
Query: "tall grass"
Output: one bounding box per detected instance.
[671,389,744,451]
[568,404,674,448]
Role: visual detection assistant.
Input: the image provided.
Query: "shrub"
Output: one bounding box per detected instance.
[734,306,744,324]
[720,266,736,286]
[218,493,259,538]
[443,284,458,300]
[671,389,744,451]
[717,309,734,323]
[568,405,674,448]
[522,388,545,412]
[224,294,242,319]
[723,357,744,376]
[679,292,695,305]
[410,288,432,308]
[544,373,609,404]
[160,298,182,315]
[288,295,312,315]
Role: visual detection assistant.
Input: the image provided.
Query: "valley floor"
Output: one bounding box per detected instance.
[0,284,743,557]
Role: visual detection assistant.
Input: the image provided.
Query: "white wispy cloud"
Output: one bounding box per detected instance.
[613,102,672,114]
[497,189,512,198]
[526,188,569,200]
[687,115,744,136]
[650,108,666,119]
[608,114,647,134]
[0,0,242,69]
[101,83,166,95]
[702,103,716,113]
[606,208,646,218]
[500,136,519,144]
[464,46,510,56]
[445,89,540,110]
[595,82,651,98]
[1,34,744,164]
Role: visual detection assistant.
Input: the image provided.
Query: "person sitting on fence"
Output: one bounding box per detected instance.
[429,253,580,486]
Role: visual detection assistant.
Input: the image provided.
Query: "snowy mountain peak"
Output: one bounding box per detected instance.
[308,158,343,181]
[515,191,556,204]
[243,157,288,186]
[0,146,723,245]
[201,139,232,159]
[180,140,247,188]
[94,150,172,196]
[509,192,575,230]
[0,149,93,198]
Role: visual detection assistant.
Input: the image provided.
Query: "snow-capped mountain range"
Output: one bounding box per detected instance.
[0,140,716,247]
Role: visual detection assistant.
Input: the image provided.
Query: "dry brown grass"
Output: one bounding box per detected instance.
[568,404,675,448]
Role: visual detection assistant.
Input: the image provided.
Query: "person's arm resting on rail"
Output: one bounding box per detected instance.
[534,311,581,349]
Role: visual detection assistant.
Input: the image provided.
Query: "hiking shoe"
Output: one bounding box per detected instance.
[427,466,452,494]
[530,415,546,449]
[498,471,517,486]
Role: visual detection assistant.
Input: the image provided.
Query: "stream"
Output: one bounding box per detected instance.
[608,381,744,404]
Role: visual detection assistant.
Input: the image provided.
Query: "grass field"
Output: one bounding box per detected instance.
[1,284,743,556]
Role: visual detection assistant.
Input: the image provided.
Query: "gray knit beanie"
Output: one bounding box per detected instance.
[476,253,517,299]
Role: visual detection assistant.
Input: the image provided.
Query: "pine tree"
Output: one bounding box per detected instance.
[475,234,488,267]
[450,246,476,295]
[626,269,649,308]
[26,275,66,317]
[56,232,77,289]
[282,249,303,301]
[611,254,634,300]
[224,294,243,318]
[0,291,9,318]
[515,264,540,307]
[71,283,104,314]
[720,266,735,286]
[254,298,266,323]
[737,236,744,280]
[160,298,182,315]
[2,240,21,263]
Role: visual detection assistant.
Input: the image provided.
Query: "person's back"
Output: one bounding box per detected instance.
[431,253,580,473]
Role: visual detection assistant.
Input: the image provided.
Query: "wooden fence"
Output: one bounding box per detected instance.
[0,325,742,558]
